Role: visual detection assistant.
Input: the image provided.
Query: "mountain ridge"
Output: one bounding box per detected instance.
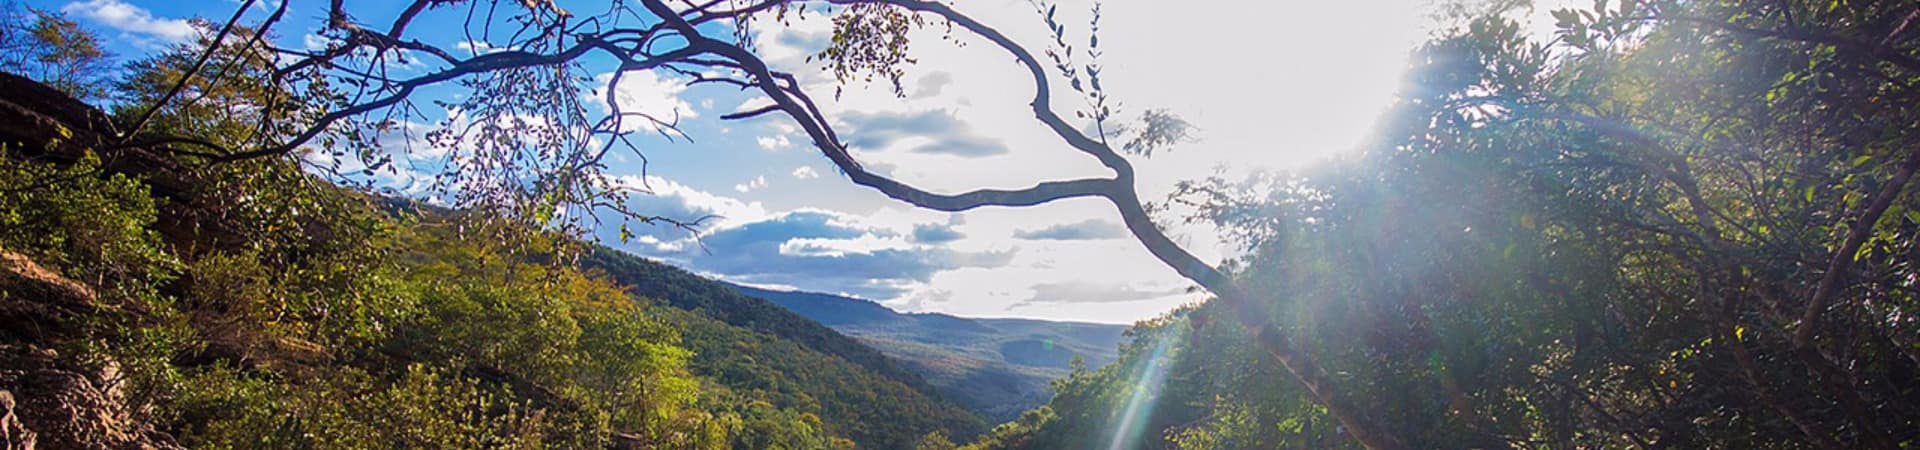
[725,283,1130,423]
[580,246,986,447]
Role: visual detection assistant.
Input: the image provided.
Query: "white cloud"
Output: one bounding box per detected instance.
[632,235,686,253]
[1011,281,1190,310]
[733,175,768,193]
[912,71,954,99]
[587,70,697,133]
[1013,219,1128,241]
[756,135,793,151]
[607,206,1013,300]
[302,33,330,51]
[598,174,773,247]
[578,0,1589,323]
[62,0,196,44]
[456,40,511,55]
[779,233,913,257]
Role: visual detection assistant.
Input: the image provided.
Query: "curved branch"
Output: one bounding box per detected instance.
[638,0,1117,212]
[1653,15,1920,75]
[718,104,780,120]
[119,0,258,141]
[234,37,685,161]
[1795,147,1920,345]
[837,0,1133,177]
[706,1,1406,448]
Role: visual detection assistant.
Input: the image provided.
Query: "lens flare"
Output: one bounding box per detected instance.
[1106,327,1184,450]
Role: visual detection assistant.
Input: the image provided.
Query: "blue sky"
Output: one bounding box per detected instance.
[31,0,1575,323]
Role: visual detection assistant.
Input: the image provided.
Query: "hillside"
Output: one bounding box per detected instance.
[583,248,988,447]
[730,285,1128,423]
[0,68,982,448]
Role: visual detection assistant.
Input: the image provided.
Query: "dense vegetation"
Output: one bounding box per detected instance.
[585,248,987,447]
[4,0,1919,449]
[0,131,734,447]
[964,1,1920,448]
[0,10,978,448]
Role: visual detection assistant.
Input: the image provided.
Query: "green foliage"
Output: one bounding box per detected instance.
[960,405,1057,449]
[915,430,960,450]
[586,247,990,448]
[0,19,819,447]
[0,149,175,296]
[0,150,773,448]
[979,1,1920,448]
[166,364,552,449]
[817,3,926,97]
[1,60,825,449]
[14,1,1917,449]
[2,31,965,444]
[0,3,112,100]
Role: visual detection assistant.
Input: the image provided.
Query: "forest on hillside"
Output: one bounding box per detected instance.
[960,2,1920,448]
[2,0,1918,449]
[0,5,980,448]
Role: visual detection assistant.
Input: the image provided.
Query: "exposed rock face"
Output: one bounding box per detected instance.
[0,250,180,450]
[2,389,36,450]
[0,251,100,345]
[0,71,201,448]
[0,346,178,450]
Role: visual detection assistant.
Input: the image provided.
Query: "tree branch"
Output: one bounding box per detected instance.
[1794,147,1920,345]
[119,0,258,142]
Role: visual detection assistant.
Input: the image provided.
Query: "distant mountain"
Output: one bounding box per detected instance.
[582,247,986,448]
[729,284,1130,423]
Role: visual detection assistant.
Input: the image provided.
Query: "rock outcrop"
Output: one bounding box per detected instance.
[0,249,179,449]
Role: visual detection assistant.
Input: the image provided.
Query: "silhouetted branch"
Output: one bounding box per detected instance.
[119,0,259,142]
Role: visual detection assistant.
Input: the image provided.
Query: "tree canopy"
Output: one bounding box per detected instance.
[3,0,1918,448]
[966,1,1920,448]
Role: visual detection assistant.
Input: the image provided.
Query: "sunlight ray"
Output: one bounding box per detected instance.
[1106,327,1184,449]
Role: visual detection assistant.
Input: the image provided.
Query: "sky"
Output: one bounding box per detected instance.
[32,0,1577,324]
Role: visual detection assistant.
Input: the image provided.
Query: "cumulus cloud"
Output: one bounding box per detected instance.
[733,175,767,193]
[839,109,1007,157]
[911,223,965,243]
[61,0,195,44]
[587,70,696,133]
[753,15,834,82]
[600,175,770,245]
[456,40,512,55]
[891,289,954,313]
[1007,281,1189,311]
[659,211,1012,299]
[756,135,793,151]
[594,177,1011,299]
[790,165,820,180]
[912,71,954,99]
[1013,219,1128,241]
[302,34,330,51]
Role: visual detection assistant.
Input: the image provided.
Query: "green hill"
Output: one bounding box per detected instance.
[583,248,987,447]
[729,285,1127,423]
[0,68,979,448]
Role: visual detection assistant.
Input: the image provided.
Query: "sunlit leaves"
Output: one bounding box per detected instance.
[1119,109,1194,158]
[816,3,925,98]
[989,1,1920,447]
[0,6,112,100]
